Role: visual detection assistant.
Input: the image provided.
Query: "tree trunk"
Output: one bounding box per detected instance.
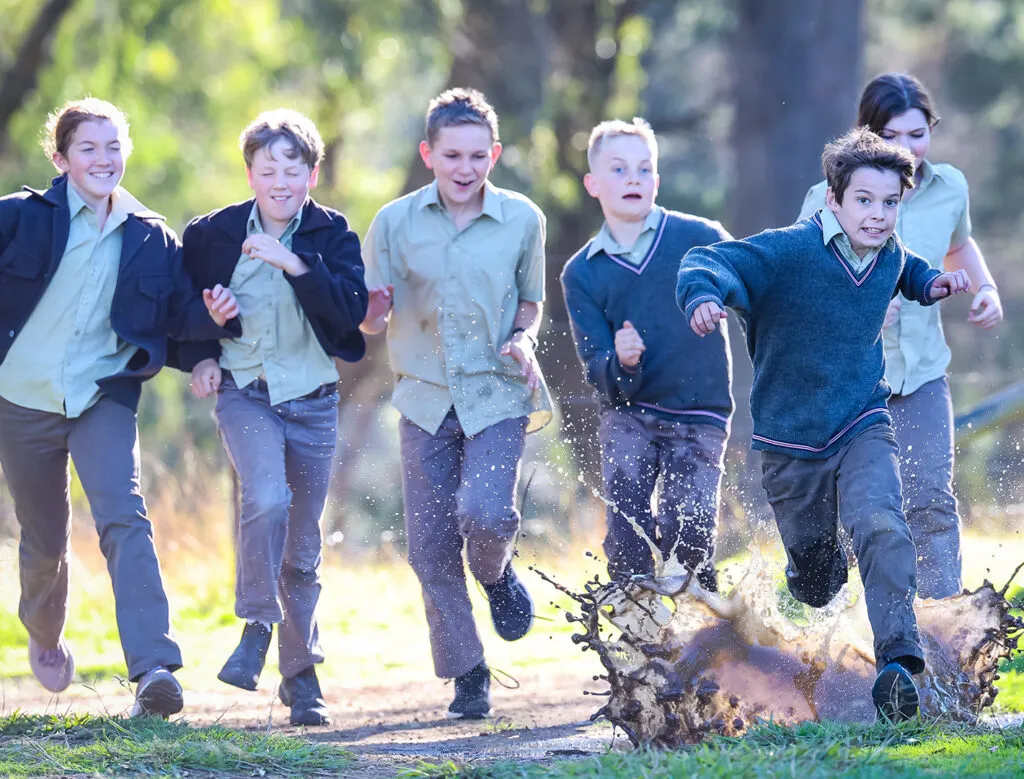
[0,0,77,153]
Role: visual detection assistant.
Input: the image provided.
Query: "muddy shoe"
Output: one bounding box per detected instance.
[131,667,184,718]
[217,621,272,691]
[483,565,534,641]
[872,662,920,723]
[279,666,332,726]
[447,661,491,720]
[29,637,75,693]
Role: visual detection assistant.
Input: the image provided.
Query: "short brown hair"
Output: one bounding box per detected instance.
[42,98,133,160]
[822,127,915,206]
[587,117,658,170]
[424,88,499,146]
[240,109,324,168]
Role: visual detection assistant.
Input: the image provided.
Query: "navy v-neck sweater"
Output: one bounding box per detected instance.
[676,214,941,459]
[561,210,733,430]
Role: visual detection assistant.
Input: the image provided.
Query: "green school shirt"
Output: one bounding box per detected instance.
[800,160,971,395]
[0,184,141,417]
[586,205,663,266]
[218,203,339,405]
[362,180,552,437]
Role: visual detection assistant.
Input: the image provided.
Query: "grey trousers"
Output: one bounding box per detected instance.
[890,376,961,599]
[598,408,727,589]
[0,395,181,682]
[214,374,337,678]
[760,423,924,672]
[399,409,528,679]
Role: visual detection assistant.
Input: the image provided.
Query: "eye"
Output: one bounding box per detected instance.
[910,131,926,139]
[857,196,870,205]
[613,166,625,174]
[885,199,899,207]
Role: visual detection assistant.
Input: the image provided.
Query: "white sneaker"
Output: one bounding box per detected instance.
[28,636,75,693]
[131,667,183,718]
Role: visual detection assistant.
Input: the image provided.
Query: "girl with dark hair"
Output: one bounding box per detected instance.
[799,73,1003,600]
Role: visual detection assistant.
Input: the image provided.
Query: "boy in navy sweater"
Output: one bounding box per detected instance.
[677,128,970,722]
[562,119,733,590]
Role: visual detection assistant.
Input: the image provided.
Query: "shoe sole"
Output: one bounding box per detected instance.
[217,666,259,692]
[290,711,333,726]
[135,677,184,718]
[445,709,492,720]
[873,666,919,723]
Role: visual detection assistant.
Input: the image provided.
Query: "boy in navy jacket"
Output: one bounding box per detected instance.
[677,128,970,722]
[175,109,367,726]
[561,119,732,590]
[0,98,238,717]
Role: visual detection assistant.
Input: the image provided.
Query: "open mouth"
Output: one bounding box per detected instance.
[623,193,643,200]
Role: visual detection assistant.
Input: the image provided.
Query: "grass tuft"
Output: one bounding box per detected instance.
[0,712,350,777]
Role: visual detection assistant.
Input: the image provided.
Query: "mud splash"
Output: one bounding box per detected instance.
[540,555,1023,747]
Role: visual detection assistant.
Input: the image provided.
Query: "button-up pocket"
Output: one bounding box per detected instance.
[0,246,44,280]
[135,273,173,329]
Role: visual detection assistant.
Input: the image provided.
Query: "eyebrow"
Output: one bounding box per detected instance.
[853,188,901,198]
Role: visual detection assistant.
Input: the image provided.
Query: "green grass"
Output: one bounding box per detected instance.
[411,721,1024,778]
[0,712,350,777]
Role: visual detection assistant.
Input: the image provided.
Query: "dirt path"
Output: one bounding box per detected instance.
[1,661,620,778]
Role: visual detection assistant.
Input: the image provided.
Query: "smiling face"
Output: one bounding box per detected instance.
[418,123,501,212]
[52,119,125,210]
[878,108,932,171]
[246,137,318,234]
[825,166,903,257]
[583,134,659,223]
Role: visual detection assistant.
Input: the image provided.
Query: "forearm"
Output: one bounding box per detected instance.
[944,238,995,290]
[513,300,542,339]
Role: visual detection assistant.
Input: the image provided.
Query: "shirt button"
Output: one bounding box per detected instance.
[7,331,13,338]
[73,329,82,336]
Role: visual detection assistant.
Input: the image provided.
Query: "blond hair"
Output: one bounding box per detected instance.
[587,118,658,170]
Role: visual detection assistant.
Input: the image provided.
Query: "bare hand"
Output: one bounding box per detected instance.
[500,333,541,391]
[365,284,394,322]
[883,297,902,329]
[614,320,646,368]
[203,284,239,327]
[689,301,727,337]
[242,234,305,275]
[190,358,222,399]
[929,269,971,300]
[967,287,1003,329]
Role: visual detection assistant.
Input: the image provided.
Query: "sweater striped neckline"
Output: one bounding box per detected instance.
[602,210,669,275]
[811,212,882,288]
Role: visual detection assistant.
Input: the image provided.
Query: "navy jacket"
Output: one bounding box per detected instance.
[0,175,238,411]
[170,198,367,372]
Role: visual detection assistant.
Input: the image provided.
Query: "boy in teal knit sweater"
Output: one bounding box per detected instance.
[677,128,970,722]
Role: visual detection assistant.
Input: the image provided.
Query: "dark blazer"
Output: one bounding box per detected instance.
[0,175,237,411]
[170,198,367,372]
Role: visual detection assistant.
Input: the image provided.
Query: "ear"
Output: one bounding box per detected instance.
[583,172,600,198]
[51,152,68,173]
[825,186,839,212]
[489,141,503,167]
[245,165,255,191]
[418,140,433,170]
[652,172,661,199]
[308,164,320,190]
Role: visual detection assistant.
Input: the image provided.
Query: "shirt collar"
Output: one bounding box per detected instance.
[587,205,663,259]
[247,200,304,237]
[818,206,896,253]
[418,180,505,224]
[66,182,146,224]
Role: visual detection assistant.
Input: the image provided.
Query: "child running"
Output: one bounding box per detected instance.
[677,128,971,722]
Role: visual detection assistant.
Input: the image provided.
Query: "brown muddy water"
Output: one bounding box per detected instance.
[536,552,1023,747]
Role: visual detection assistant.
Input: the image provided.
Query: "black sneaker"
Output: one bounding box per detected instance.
[447,661,491,720]
[872,662,920,723]
[482,565,534,641]
[217,622,272,691]
[279,666,332,726]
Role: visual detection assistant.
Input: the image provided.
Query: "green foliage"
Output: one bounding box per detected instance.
[0,712,351,776]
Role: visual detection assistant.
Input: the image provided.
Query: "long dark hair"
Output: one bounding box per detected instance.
[857,73,940,134]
